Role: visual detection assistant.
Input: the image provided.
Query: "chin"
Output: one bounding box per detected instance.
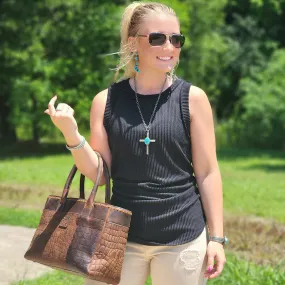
[154,65,173,74]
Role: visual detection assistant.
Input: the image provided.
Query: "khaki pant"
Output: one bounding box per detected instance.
[85,227,209,285]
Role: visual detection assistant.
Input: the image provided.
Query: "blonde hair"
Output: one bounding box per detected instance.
[114,1,179,81]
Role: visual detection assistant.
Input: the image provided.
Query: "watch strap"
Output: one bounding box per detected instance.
[209,236,229,245]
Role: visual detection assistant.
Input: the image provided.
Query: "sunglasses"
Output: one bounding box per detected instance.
[137,32,185,48]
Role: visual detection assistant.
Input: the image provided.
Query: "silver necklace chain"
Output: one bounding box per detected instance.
[134,76,168,131]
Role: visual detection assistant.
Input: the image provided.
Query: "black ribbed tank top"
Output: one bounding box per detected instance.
[103,77,207,246]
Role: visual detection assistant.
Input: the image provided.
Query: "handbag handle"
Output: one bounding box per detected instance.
[60,151,111,208]
[79,174,85,199]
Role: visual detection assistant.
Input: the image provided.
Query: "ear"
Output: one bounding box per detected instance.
[128,36,138,53]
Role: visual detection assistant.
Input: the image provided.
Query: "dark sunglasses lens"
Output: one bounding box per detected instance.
[171,34,185,48]
[149,33,166,46]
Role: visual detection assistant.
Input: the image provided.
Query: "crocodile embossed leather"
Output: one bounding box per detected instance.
[24,151,132,284]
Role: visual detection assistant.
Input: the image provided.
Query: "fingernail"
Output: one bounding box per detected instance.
[208,266,213,272]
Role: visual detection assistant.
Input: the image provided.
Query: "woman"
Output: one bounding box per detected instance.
[44,2,227,285]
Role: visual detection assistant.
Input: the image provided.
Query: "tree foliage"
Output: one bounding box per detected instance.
[238,49,285,149]
[0,0,285,150]
[1,0,121,141]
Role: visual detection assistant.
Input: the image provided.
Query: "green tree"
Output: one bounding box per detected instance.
[179,0,228,105]
[239,49,285,149]
[221,49,285,149]
[216,14,277,118]
[1,0,122,142]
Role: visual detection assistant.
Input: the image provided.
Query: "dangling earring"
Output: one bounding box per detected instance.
[170,61,179,78]
[134,52,140,73]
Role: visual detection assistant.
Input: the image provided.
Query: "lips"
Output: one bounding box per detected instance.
[157,56,173,61]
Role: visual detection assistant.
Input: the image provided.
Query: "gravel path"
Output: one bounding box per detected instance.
[0,225,52,285]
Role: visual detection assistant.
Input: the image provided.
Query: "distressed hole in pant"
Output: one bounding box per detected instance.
[179,249,200,271]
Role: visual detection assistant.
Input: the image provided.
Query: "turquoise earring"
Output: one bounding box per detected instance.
[134,52,140,73]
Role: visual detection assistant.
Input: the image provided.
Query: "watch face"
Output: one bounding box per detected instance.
[224,236,229,245]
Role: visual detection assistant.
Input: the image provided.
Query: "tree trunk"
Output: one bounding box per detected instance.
[31,94,40,143]
[0,92,17,142]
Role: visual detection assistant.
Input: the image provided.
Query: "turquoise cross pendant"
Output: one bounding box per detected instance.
[139,130,155,155]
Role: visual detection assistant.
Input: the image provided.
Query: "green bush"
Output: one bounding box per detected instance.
[216,49,285,150]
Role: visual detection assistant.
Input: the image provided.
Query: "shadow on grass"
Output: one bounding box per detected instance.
[0,140,68,160]
[217,147,285,160]
[1,140,285,162]
[240,164,285,172]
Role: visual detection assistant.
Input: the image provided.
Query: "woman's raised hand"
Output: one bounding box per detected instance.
[44,95,78,137]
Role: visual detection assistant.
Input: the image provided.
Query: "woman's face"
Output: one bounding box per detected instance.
[133,13,181,74]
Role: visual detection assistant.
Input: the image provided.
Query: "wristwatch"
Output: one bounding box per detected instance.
[209,236,229,245]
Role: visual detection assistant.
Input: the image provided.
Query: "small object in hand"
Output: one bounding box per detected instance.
[208,265,213,272]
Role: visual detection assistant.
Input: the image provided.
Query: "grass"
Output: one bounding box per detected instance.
[0,152,106,209]
[1,143,285,222]
[1,142,285,285]
[11,269,152,285]
[209,254,285,285]
[1,206,285,269]
[0,154,96,189]
[0,207,41,228]
[12,270,83,285]
[12,254,285,285]
[218,148,285,222]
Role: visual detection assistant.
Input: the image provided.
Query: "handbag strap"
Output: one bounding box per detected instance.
[60,151,111,207]
[79,174,85,199]
[85,151,104,207]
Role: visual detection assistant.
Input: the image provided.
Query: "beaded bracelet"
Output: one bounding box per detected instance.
[66,135,86,151]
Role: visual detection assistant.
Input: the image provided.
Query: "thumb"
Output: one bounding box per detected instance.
[44,109,50,115]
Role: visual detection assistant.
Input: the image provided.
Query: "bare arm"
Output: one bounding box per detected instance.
[189,86,223,237]
[45,90,115,282]
[58,89,111,185]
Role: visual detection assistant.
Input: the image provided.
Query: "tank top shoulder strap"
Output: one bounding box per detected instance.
[103,79,128,133]
[103,86,112,133]
[180,80,192,138]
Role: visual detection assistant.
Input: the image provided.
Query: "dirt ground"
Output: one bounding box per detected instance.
[224,213,285,268]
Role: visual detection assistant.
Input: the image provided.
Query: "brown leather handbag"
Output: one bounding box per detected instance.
[24,151,132,284]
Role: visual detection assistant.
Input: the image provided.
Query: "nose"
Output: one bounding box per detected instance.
[163,36,173,50]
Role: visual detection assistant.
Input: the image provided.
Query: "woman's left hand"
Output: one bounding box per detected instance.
[204,241,226,279]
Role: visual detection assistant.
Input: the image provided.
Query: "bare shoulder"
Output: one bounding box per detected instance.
[90,89,108,119]
[92,88,108,109]
[189,85,212,120]
[189,85,209,105]
[90,89,109,132]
